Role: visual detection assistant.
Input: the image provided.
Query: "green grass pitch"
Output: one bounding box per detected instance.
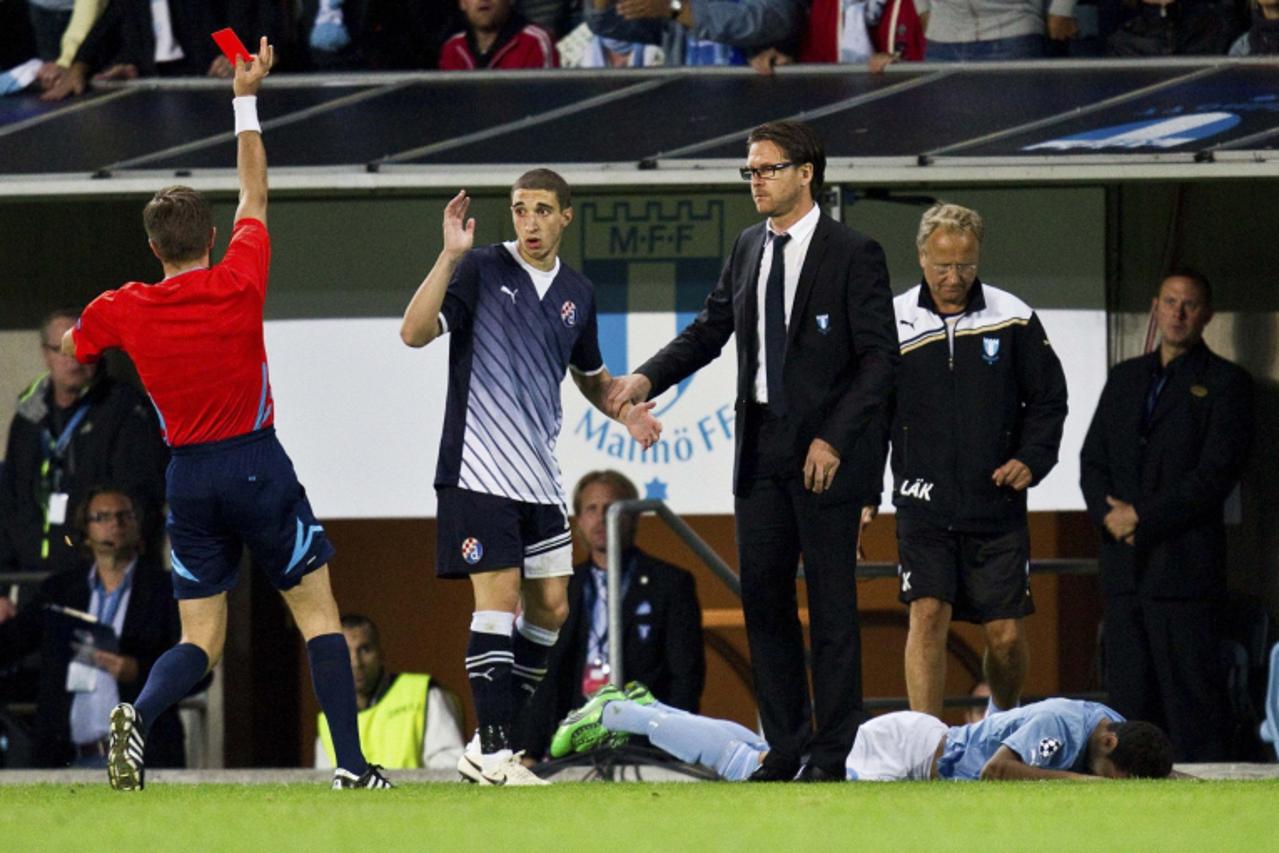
[3,780,1277,852]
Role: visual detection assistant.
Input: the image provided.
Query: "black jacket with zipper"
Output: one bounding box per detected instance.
[886,279,1068,532]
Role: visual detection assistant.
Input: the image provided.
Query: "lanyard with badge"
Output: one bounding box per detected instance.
[65,570,131,693]
[40,404,90,557]
[581,555,633,697]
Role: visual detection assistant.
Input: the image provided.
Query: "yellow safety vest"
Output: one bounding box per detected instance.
[319,673,430,769]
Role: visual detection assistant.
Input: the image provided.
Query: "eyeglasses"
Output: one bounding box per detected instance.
[739,162,795,181]
[87,510,136,525]
[927,263,978,277]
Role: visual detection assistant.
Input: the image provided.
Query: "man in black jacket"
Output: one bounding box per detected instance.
[0,308,168,580]
[888,202,1067,719]
[518,470,704,759]
[1080,270,1253,761]
[609,121,898,782]
[0,487,185,768]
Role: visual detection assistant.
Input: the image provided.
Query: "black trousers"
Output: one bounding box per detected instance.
[1102,595,1229,762]
[734,407,865,771]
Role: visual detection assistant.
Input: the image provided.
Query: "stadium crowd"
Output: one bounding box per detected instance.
[0,0,1272,98]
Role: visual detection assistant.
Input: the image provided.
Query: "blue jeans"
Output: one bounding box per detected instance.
[926,34,1047,61]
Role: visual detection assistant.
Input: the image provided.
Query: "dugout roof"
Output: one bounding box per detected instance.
[1,58,1276,197]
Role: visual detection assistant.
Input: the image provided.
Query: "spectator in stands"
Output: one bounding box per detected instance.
[519,0,577,37]
[1106,0,1238,55]
[439,0,559,69]
[753,0,925,74]
[40,0,282,102]
[0,308,168,587]
[0,486,186,768]
[584,0,803,66]
[1081,270,1253,762]
[1230,0,1279,54]
[518,470,705,760]
[917,0,1080,60]
[301,0,456,70]
[314,613,466,770]
[29,0,108,98]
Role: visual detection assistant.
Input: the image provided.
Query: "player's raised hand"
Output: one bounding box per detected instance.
[607,373,652,416]
[623,400,662,450]
[442,190,476,258]
[233,36,274,97]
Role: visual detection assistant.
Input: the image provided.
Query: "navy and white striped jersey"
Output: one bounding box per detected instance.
[435,242,604,505]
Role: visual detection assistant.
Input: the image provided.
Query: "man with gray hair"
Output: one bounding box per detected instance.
[886,202,1067,719]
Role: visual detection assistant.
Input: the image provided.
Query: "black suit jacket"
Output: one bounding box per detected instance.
[518,549,705,759]
[0,558,186,767]
[636,212,898,499]
[1080,342,1253,600]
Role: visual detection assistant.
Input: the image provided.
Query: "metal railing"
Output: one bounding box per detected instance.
[603,499,1101,700]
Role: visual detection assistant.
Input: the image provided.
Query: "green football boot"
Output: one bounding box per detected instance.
[623,681,656,706]
[550,683,626,758]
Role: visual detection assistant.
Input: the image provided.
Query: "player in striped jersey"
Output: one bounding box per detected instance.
[401,170,660,784]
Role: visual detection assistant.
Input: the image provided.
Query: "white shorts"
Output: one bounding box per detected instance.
[846,711,949,781]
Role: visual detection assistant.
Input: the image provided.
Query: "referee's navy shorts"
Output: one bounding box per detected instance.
[166,428,335,600]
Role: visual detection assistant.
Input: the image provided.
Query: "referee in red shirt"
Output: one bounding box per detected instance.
[61,38,388,791]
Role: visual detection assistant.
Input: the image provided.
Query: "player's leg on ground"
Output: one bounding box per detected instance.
[905,597,952,718]
[511,575,568,718]
[134,594,224,734]
[468,568,521,767]
[604,699,768,781]
[280,564,368,776]
[982,617,1027,712]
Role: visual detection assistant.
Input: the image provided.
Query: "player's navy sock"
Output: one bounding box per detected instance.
[605,700,763,781]
[511,613,557,718]
[134,642,208,736]
[468,611,516,761]
[307,633,367,775]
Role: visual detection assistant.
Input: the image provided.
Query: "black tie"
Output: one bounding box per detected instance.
[765,232,791,416]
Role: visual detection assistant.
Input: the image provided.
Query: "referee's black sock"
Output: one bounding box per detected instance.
[308,633,368,775]
[135,642,208,736]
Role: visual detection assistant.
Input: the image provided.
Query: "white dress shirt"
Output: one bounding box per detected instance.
[753,202,821,404]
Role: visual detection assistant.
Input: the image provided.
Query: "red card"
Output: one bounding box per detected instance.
[211,28,251,65]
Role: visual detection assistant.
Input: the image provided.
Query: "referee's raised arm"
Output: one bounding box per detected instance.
[231,37,273,227]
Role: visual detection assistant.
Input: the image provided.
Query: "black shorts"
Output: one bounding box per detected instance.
[166,429,334,600]
[435,487,571,579]
[895,518,1033,624]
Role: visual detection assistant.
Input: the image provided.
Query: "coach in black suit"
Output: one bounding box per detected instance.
[609,121,898,781]
[518,471,705,759]
[1080,270,1253,762]
[0,487,185,768]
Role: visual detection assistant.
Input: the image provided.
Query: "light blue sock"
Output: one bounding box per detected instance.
[604,700,766,780]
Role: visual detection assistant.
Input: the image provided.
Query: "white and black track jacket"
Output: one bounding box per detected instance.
[887,279,1068,532]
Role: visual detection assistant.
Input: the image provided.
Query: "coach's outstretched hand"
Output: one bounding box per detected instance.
[233,36,274,97]
[607,372,653,417]
[623,399,662,450]
[443,190,476,258]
